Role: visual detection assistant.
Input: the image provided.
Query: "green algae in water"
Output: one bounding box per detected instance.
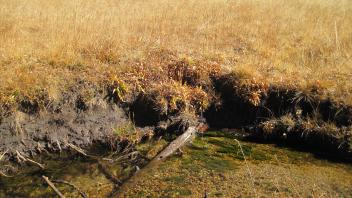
[161,187,192,197]
[2,130,352,197]
[0,153,134,197]
[118,130,352,197]
[163,175,185,184]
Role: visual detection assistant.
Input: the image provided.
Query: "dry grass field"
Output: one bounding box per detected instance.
[1,0,352,107]
[1,2,352,195]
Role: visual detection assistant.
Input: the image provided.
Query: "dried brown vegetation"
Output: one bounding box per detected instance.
[1,0,352,112]
[0,0,352,160]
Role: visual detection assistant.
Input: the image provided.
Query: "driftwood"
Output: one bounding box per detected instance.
[151,126,196,163]
[42,176,65,198]
[52,179,88,198]
[16,150,45,169]
[114,126,197,196]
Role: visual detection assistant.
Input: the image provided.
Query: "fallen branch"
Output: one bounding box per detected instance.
[16,150,45,169]
[52,179,88,198]
[117,126,197,195]
[42,176,65,198]
[152,126,196,163]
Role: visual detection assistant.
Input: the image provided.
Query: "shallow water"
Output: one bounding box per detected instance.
[118,131,352,197]
[0,155,121,197]
[1,131,351,197]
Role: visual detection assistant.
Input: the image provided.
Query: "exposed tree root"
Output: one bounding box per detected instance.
[56,140,62,153]
[66,143,89,157]
[65,142,125,187]
[16,150,45,169]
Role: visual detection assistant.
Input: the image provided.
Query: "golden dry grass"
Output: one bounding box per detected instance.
[1,0,352,106]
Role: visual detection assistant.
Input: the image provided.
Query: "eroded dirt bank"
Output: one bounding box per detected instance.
[205,73,352,160]
[0,68,352,197]
[0,83,130,160]
[0,67,352,164]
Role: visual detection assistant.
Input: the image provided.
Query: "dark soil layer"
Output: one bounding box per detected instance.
[204,73,352,161]
[205,73,352,128]
[1,72,352,162]
[0,82,129,160]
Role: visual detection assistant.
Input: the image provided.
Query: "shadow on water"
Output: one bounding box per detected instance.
[0,146,142,198]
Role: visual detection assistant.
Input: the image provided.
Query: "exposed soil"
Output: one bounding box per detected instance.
[205,73,352,128]
[204,73,352,161]
[1,72,352,163]
[0,82,129,160]
[0,71,352,197]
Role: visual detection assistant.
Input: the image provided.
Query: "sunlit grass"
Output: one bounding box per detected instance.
[0,0,351,106]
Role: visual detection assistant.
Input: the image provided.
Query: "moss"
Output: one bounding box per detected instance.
[251,150,271,161]
[203,130,241,139]
[214,192,224,197]
[136,139,168,159]
[161,187,192,197]
[163,176,185,184]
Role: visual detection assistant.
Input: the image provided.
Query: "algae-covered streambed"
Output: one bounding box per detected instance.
[1,131,352,197]
[119,131,352,197]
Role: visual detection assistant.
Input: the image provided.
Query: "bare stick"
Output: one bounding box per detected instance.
[67,143,88,156]
[56,140,62,152]
[52,179,88,198]
[153,126,196,162]
[42,176,65,198]
[27,159,45,169]
[234,139,258,198]
[117,126,197,193]
[16,150,45,169]
[274,155,300,197]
